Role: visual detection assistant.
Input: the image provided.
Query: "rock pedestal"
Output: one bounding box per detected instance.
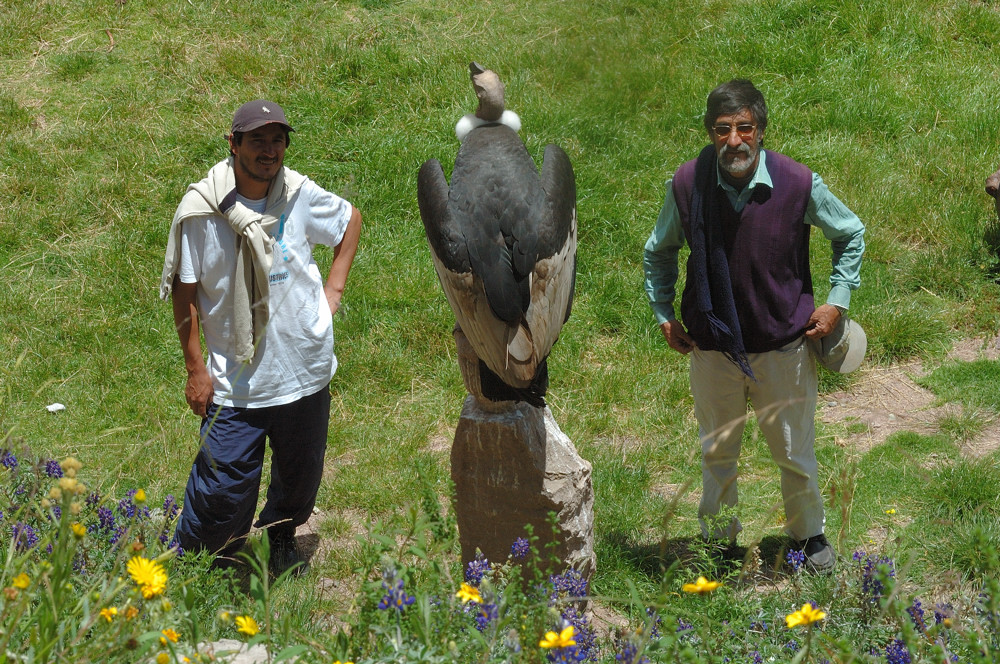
[450,395,595,580]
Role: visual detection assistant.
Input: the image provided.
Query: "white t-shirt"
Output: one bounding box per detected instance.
[177,179,353,408]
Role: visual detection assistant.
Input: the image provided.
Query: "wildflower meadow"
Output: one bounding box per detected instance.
[0,441,997,662]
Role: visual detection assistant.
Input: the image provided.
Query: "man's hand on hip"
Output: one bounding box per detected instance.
[660,319,697,354]
[804,304,842,340]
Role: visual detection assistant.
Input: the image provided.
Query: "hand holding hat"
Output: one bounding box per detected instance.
[808,315,867,373]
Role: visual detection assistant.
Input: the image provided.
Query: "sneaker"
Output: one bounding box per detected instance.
[268,529,308,577]
[795,533,836,574]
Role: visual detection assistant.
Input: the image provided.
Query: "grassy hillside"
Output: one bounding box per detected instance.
[2,0,1000,658]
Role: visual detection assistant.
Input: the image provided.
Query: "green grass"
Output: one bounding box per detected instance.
[3,0,1000,660]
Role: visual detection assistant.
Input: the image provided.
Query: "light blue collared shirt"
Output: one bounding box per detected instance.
[643,150,866,325]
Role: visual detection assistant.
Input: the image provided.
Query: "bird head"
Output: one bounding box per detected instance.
[455,63,522,142]
[470,61,505,122]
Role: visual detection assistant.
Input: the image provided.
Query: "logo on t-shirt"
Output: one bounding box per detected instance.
[275,214,291,263]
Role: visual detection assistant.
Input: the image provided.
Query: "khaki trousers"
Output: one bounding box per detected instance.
[689,337,824,542]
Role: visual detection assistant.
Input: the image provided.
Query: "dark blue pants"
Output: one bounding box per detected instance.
[174,385,330,556]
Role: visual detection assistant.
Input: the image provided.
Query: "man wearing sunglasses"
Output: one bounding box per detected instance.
[643,79,865,573]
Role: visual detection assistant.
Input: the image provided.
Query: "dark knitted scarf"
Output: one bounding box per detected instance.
[688,144,755,379]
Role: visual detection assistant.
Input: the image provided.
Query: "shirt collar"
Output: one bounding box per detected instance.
[716,148,771,193]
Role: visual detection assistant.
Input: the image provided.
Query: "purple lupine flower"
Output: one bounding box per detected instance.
[560,605,598,661]
[1,451,18,469]
[377,568,415,612]
[857,552,895,601]
[550,569,588,600]
[645,608,662,639]
[474,601,498,632]
[12,522,38,551]
[118,492,137,519]
[885,638,912,664]
[907,598,927,633]
[934,603,954,625]
[786,548,806,572]
[546,645,586,663]
[511,537,529,559]
[43,459,63,478]
[96,506,115,531]
[108,525,127,546]
[614,641,650,664]
[465,552,490,585]
[162,495,180,520]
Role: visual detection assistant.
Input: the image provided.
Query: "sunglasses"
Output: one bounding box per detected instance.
[712,123,757,139]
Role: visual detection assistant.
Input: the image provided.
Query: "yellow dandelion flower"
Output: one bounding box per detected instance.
[134,489,147,503]
[156,653,169,664]
[71,522,86,539]
[127,556,167,598]
[100,607,118,622]
[161,628,180,643]
[885,508,896,515]
[539,625,576,649]
[455,582,482,604]
[333,661,355,664]
[786,603,827,629]
[235,615,259,636]
[682,576,722,594]
[11,574,29,589]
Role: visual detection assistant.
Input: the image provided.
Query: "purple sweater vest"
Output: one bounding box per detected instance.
[673,149,815,353]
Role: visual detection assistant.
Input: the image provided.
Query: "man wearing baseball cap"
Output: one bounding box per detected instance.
[160,99,362,575]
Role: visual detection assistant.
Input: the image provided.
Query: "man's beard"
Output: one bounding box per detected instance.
[718,143,758,176]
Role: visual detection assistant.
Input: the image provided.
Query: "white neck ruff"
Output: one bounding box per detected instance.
[455,110,522,142]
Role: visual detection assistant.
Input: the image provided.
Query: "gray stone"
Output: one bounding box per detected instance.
[190,639,274,664]
[451,395,595,581]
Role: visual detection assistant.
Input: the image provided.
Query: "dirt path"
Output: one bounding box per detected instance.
[819,336,1000,457]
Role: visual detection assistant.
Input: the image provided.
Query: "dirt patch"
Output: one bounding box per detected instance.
[425,421,454,453]
[819,336,1000,456]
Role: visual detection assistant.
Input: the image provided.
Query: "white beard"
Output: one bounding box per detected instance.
[719,143,758,175]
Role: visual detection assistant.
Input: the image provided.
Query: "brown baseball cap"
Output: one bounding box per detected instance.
[230,99,295,133]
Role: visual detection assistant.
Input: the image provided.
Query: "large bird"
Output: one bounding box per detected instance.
[418,62,577,407]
